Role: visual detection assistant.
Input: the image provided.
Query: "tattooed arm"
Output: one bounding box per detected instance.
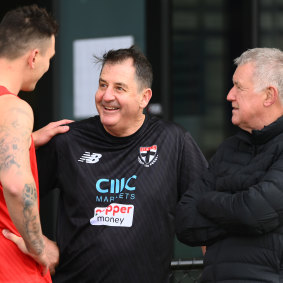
[0,96,50,274]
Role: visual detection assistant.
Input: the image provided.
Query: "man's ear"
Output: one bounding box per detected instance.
[140,88,152,109]
[263,86,278,107]
[27,49,39,69]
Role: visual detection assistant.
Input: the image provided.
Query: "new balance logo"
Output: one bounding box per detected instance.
[78,152,102,164]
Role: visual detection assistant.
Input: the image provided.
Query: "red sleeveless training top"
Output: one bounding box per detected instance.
[0,86,51,282]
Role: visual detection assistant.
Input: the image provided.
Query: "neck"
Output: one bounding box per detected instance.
[242,106,283,133]
[261,105,283,128]
[104,114,146,137]
[0,58,24,95]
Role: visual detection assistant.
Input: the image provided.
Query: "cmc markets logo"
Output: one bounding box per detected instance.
[138,145,158,167]
[95,175,137,203]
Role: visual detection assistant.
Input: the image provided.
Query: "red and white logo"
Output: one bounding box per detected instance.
[90,203,134,227]
[138,145,158,167]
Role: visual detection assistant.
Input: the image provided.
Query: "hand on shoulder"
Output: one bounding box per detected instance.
[32,119,74,149]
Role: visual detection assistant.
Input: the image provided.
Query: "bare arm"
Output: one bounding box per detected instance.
[0,96,49,273]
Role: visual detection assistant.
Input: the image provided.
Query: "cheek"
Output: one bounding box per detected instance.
[46,59,50,69]
[42,57,50,72]
[43,66,49,75]
[95,92,102,103]
[40,64,49,78]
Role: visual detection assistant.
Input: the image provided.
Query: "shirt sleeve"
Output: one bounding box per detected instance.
[176,160,227,246]
[177,131,208,197]
[37,137,59,198]
[175,131,227,246]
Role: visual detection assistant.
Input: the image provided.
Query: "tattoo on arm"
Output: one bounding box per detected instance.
[0,133,22,171]
[0,154,20,171]
[0,106,32,172]
[23,183,44,255]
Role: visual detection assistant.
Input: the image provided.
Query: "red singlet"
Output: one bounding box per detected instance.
[0,86,51,282]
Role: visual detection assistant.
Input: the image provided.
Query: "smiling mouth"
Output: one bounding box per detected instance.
[104,106,119,111]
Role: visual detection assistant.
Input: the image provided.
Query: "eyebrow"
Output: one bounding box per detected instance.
[99,78,107,84]
[232,79,240,86]
[99,78,128,89]
[115,82,128,89]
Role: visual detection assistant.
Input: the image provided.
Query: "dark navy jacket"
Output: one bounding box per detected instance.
[176,116,283,282]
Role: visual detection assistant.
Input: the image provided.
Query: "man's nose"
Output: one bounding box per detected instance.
[227,87,235,101]
[103,87,115,101]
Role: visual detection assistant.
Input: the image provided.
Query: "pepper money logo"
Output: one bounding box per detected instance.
[90,203,134,227]
[138,145,158,167]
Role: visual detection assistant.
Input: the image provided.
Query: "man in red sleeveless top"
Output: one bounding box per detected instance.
[0,5,71,282]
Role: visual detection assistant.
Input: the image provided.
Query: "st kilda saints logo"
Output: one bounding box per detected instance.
[138,145,158,167]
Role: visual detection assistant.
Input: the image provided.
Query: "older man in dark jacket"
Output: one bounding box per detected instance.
[176,48,283,282]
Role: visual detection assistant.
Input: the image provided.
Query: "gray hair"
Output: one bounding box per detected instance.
[234,48,283,101]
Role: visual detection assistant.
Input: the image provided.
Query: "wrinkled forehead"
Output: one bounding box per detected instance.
[233,62,255,80]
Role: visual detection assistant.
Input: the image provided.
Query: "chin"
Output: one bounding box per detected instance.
[231,121,240,128]
[231,117,238,126]
[22,85,36,92]
[100,116,118,126]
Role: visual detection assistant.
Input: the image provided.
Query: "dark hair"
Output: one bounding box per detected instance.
[0,4,58,59]
[95,45,153,91]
